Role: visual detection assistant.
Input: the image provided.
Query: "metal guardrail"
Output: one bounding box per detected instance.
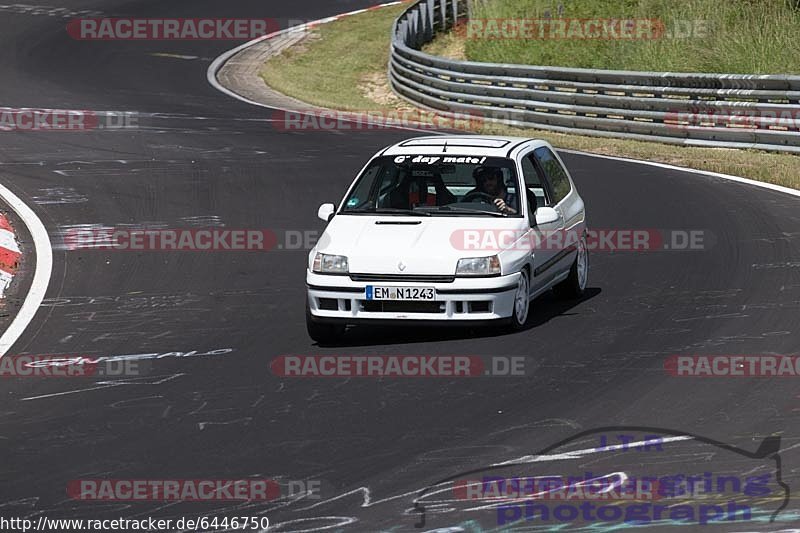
[389,0,800,153]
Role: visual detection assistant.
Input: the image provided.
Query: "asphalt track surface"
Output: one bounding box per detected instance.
[0,1,799,532]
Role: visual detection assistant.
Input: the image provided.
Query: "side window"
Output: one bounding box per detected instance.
[521,155,541,188]
[344,163,393,209]
[521,153,549,216]
[533,147,571,204]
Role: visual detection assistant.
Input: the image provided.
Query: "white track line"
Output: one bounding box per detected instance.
[558,149,800,199]
[208,5,800,201]
[0,182,52,356]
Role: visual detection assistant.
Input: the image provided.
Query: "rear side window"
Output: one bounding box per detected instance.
[533,147,571,204]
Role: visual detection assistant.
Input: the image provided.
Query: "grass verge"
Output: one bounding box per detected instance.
[259,4,800,191]
[260,4,408,111]
[465,0,800,74]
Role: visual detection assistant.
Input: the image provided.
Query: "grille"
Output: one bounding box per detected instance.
[360,300,445,313]
[350,274,454,283]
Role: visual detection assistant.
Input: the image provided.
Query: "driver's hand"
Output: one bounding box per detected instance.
[493,198,516,214]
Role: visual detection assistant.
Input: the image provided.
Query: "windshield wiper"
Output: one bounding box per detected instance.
[347,208,431,216]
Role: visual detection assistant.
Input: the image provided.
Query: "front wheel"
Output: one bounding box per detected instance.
[554,234,588,299]
[306,302,345,344]
[505,269,530,330]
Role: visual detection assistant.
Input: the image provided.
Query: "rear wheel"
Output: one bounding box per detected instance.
[306,301,345,344]
[506,269,530,330]
[554,235,588,299]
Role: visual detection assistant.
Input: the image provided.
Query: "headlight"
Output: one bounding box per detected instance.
[456,255,501,276]
[312,253,349,274]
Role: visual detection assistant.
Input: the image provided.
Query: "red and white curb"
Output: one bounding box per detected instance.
[0,213,21,298]
[0,181,52,356]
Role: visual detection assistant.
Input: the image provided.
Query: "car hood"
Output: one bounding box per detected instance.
[316,215,524,275]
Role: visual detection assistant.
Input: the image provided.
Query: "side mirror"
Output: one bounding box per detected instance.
[317,203,335,222]
[534,206,559,226]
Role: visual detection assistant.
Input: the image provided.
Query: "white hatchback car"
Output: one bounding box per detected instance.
[306,135,588,342]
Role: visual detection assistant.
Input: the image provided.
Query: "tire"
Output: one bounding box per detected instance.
[554,234,588,299]
[306,302,345,344]
[505,269,531,331]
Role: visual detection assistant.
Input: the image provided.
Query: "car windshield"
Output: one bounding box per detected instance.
[340,155,522,217]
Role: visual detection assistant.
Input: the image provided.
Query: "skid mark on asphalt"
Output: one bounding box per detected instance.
[30,187,88,205]
[10,348,235,403]
[52,219,227,249]
[102,386,282,431]
[676,331,798,350]
[198,417,252,431]
[179,215,224,226]
[52,164,200,178]
[753,262,800,269]
[61,307,212,324]
[744,300,800,310]
[149,53,212,61]
[42,292,206,309]
[0,4,103,17]
[21,373,186,401]
[46,302,248,344]
[674,312,751,322]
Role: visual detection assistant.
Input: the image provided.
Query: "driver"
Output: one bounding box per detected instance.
[467,166,517,214]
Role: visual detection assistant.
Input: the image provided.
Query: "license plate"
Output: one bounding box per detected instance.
[366,286,435,301]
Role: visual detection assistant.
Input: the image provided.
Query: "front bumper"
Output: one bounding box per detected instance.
[306,270,520,323]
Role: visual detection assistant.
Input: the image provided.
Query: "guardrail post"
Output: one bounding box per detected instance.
[422,0,432,42]
[410,10,420,48]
